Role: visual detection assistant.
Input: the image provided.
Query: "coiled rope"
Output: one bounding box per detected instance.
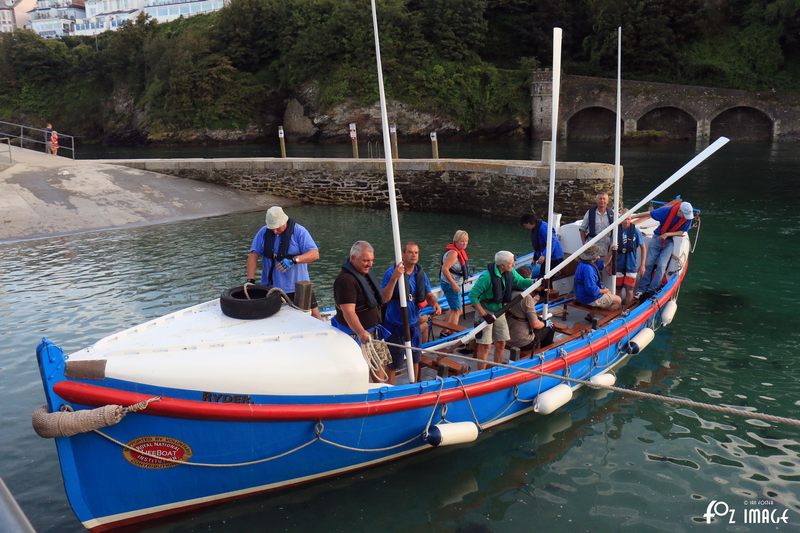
[383,340,800,427]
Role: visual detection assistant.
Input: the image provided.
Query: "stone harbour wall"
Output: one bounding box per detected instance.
[111,158,620,221]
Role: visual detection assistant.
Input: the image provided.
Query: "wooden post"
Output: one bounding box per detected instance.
[541,141,552,164]
[430,131,439,159]
[278,126,286,158]
[349,122,359,158]
[390,124,399,159]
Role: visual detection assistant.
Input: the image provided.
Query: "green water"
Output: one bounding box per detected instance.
[1,141,798,531]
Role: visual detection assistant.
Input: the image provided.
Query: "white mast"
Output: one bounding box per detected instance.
[611,27,622,295]
[370,0,415,382]
[543,27,562,319]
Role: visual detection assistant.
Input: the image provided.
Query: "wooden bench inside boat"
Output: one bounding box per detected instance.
[421,318,471,377]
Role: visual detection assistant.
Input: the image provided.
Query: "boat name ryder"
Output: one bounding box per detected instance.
[201,392,254,404]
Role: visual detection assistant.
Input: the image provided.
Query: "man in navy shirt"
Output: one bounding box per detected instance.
[519,213,564,274]
[381,242,442,384]
[632,201,694,296]
[246,206,321,318]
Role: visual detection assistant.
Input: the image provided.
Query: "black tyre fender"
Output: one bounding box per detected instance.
[219,284,283,320]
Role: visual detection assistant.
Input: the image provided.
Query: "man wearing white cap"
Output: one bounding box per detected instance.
[631,200,695,297]
[246,206,321,318]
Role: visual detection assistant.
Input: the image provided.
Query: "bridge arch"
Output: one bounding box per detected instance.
[710,106,774,141]
[565,106,623,140]
[636,106,697,140]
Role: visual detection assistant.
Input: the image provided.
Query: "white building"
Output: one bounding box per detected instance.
[142,0,223,23]
[0,0,16,32]
[72,0,141,36]
[28,0,85,37]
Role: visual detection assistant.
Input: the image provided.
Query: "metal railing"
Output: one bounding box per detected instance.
[0,120,76,159]
[0,137,11,163]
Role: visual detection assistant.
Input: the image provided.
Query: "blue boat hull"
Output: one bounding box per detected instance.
[36,272,683,530]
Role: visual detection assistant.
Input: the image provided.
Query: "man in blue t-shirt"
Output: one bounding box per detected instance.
[614,209,647,307]
[381,242,442,384]
[246,206,321,318]
[632,201,694,297]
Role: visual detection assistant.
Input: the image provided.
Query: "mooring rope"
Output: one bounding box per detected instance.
[382,340,800,427]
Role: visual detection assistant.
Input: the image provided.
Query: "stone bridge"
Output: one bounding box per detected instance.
[531,70,800,141]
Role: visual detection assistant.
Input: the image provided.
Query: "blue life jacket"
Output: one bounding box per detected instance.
[262,218,297,285]
[617,224,637,254]
[391,265,427,304]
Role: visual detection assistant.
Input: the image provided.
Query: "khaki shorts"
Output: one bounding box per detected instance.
[590,292,616,309]
[476,313,510,345]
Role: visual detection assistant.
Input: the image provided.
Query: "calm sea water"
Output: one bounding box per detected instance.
[1,141,798,531]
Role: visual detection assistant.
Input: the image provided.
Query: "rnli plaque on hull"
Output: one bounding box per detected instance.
[123,436,193,469]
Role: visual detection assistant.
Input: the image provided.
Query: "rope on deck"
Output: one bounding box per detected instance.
[382,341,800,428]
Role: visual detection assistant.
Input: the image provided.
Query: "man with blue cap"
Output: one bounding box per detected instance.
[246,206,321,318]
[632,200,695,298]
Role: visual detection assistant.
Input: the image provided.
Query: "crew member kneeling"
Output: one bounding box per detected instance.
[506,266,555,358]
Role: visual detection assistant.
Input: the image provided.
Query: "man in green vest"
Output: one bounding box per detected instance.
[469,251,534,370]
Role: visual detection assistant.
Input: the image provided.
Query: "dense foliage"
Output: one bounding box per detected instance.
[1,0,798,142]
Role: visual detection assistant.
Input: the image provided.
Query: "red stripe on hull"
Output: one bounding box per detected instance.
[55,272,682,422]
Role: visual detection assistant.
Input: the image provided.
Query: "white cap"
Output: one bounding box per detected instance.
[679,202,694,220]
[265,206,289,229]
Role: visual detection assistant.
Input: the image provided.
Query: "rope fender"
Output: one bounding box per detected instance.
[32,397,160,438]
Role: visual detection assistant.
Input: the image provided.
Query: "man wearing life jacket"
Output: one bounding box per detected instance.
[333,240,386,345]
[439,230,470,331]
[381,242,442,384]
[614,208,647,307]
[575,245,622,311]
[469,251,534,370]
[579,192,614,254]
[506,265,555,358]
[246,206,321,318]
[632,200,694,297]
[519,214,564,273]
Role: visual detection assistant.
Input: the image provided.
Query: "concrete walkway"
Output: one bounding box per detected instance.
[0,146,292,242]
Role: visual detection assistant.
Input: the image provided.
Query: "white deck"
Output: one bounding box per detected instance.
[70,301,373,395]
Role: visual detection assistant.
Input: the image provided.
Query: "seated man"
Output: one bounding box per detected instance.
[381,242,442,384]
[469,251,534,370]
[614,208,647,307]
[632,200,694,297]
[575,245,621,311]
[506,266,555,358]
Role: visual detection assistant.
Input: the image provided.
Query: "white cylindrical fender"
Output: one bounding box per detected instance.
[426,422,479,447]
[534,383,573,415]
[661,300,678,326]
[589,372,616,387]
[626,327,655,354]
